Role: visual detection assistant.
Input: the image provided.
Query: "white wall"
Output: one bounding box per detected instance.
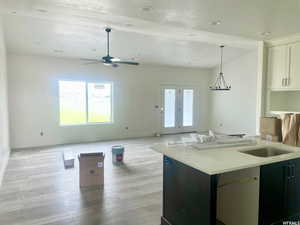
[209,50,258,135]
[8,54,211,149]
[0,17,10,184]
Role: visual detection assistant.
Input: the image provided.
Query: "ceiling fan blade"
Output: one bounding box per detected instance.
[115,61,139,65]
[83,61,103,65]
[80,58,101,62]
[111,57,121,62]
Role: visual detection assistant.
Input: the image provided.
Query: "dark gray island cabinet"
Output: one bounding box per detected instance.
[161,156,300,225]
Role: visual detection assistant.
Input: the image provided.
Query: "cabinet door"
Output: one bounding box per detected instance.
[259,161,287,225]
[289,43,300,89]
[163,156,217,225]
[286,159,300,218]
[268,46,288,89]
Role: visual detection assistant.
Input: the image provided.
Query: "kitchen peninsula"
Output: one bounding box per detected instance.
[152,142,300,225]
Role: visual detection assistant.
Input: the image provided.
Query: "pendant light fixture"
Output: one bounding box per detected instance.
[210,45,231,91]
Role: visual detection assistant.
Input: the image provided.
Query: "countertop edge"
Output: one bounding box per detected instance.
[151,143,300,175]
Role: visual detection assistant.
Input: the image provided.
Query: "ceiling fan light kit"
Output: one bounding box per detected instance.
[210,45,231,91]
[81,28,139,67]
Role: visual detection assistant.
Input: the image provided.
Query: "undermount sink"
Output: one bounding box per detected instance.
[239,147,293,158]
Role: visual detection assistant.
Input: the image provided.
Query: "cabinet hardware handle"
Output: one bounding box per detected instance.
[284,78,287,87]
[286,165,292,179]
[285,78,287,86]
[282,78,287,87]
[287,165,295,179]
[291,165,295,178]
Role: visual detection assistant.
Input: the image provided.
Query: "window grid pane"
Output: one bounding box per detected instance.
[59,81,87,125]
[88,83,112,123]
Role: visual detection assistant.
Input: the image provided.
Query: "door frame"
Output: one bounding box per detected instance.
[160,85,199,134]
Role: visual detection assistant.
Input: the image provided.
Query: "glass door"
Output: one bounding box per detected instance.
[182,89,194,127]
[163,88,177,129]
[161,86,196,134]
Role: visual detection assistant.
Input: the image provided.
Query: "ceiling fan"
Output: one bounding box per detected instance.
[81,28,139,67]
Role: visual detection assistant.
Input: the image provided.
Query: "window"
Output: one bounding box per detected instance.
[59,81,86,125]
[59,81,112,125]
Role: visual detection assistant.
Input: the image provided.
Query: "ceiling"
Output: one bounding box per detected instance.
[0,0,299,68]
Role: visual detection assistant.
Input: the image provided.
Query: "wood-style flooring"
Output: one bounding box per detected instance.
[0,134,187,225]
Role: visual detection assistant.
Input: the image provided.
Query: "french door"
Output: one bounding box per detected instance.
[161,86,197,134]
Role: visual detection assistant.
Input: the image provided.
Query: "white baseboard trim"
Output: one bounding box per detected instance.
[0,150,10,186]
[11,133,157,151]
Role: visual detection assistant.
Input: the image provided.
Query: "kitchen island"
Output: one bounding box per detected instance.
[152,141,300,225]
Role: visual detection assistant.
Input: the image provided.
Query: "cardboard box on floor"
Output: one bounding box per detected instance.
[78,152,105,188]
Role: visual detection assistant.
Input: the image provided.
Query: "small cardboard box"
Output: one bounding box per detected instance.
[63,151,75,168]
[78,152,105,188]
[260,117,282,136]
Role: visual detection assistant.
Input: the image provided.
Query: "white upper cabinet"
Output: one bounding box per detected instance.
[289,42,300,90]
[267,45,289,90]
[268,42,300,90]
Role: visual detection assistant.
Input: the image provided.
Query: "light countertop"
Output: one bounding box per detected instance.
[151,141,300,175]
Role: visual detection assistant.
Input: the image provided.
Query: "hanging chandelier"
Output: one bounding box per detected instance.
[209,45,231,91]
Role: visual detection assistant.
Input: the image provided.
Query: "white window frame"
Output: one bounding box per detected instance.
[59,80,114,126]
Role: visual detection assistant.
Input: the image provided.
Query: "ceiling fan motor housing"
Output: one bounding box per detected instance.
[102,55,113,62]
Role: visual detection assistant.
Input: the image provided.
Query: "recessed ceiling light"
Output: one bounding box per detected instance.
[124,23,133,27]
[54,49,64,53]
[142,6,152,12]
[36,8,48,13]
[211,20,222,26]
